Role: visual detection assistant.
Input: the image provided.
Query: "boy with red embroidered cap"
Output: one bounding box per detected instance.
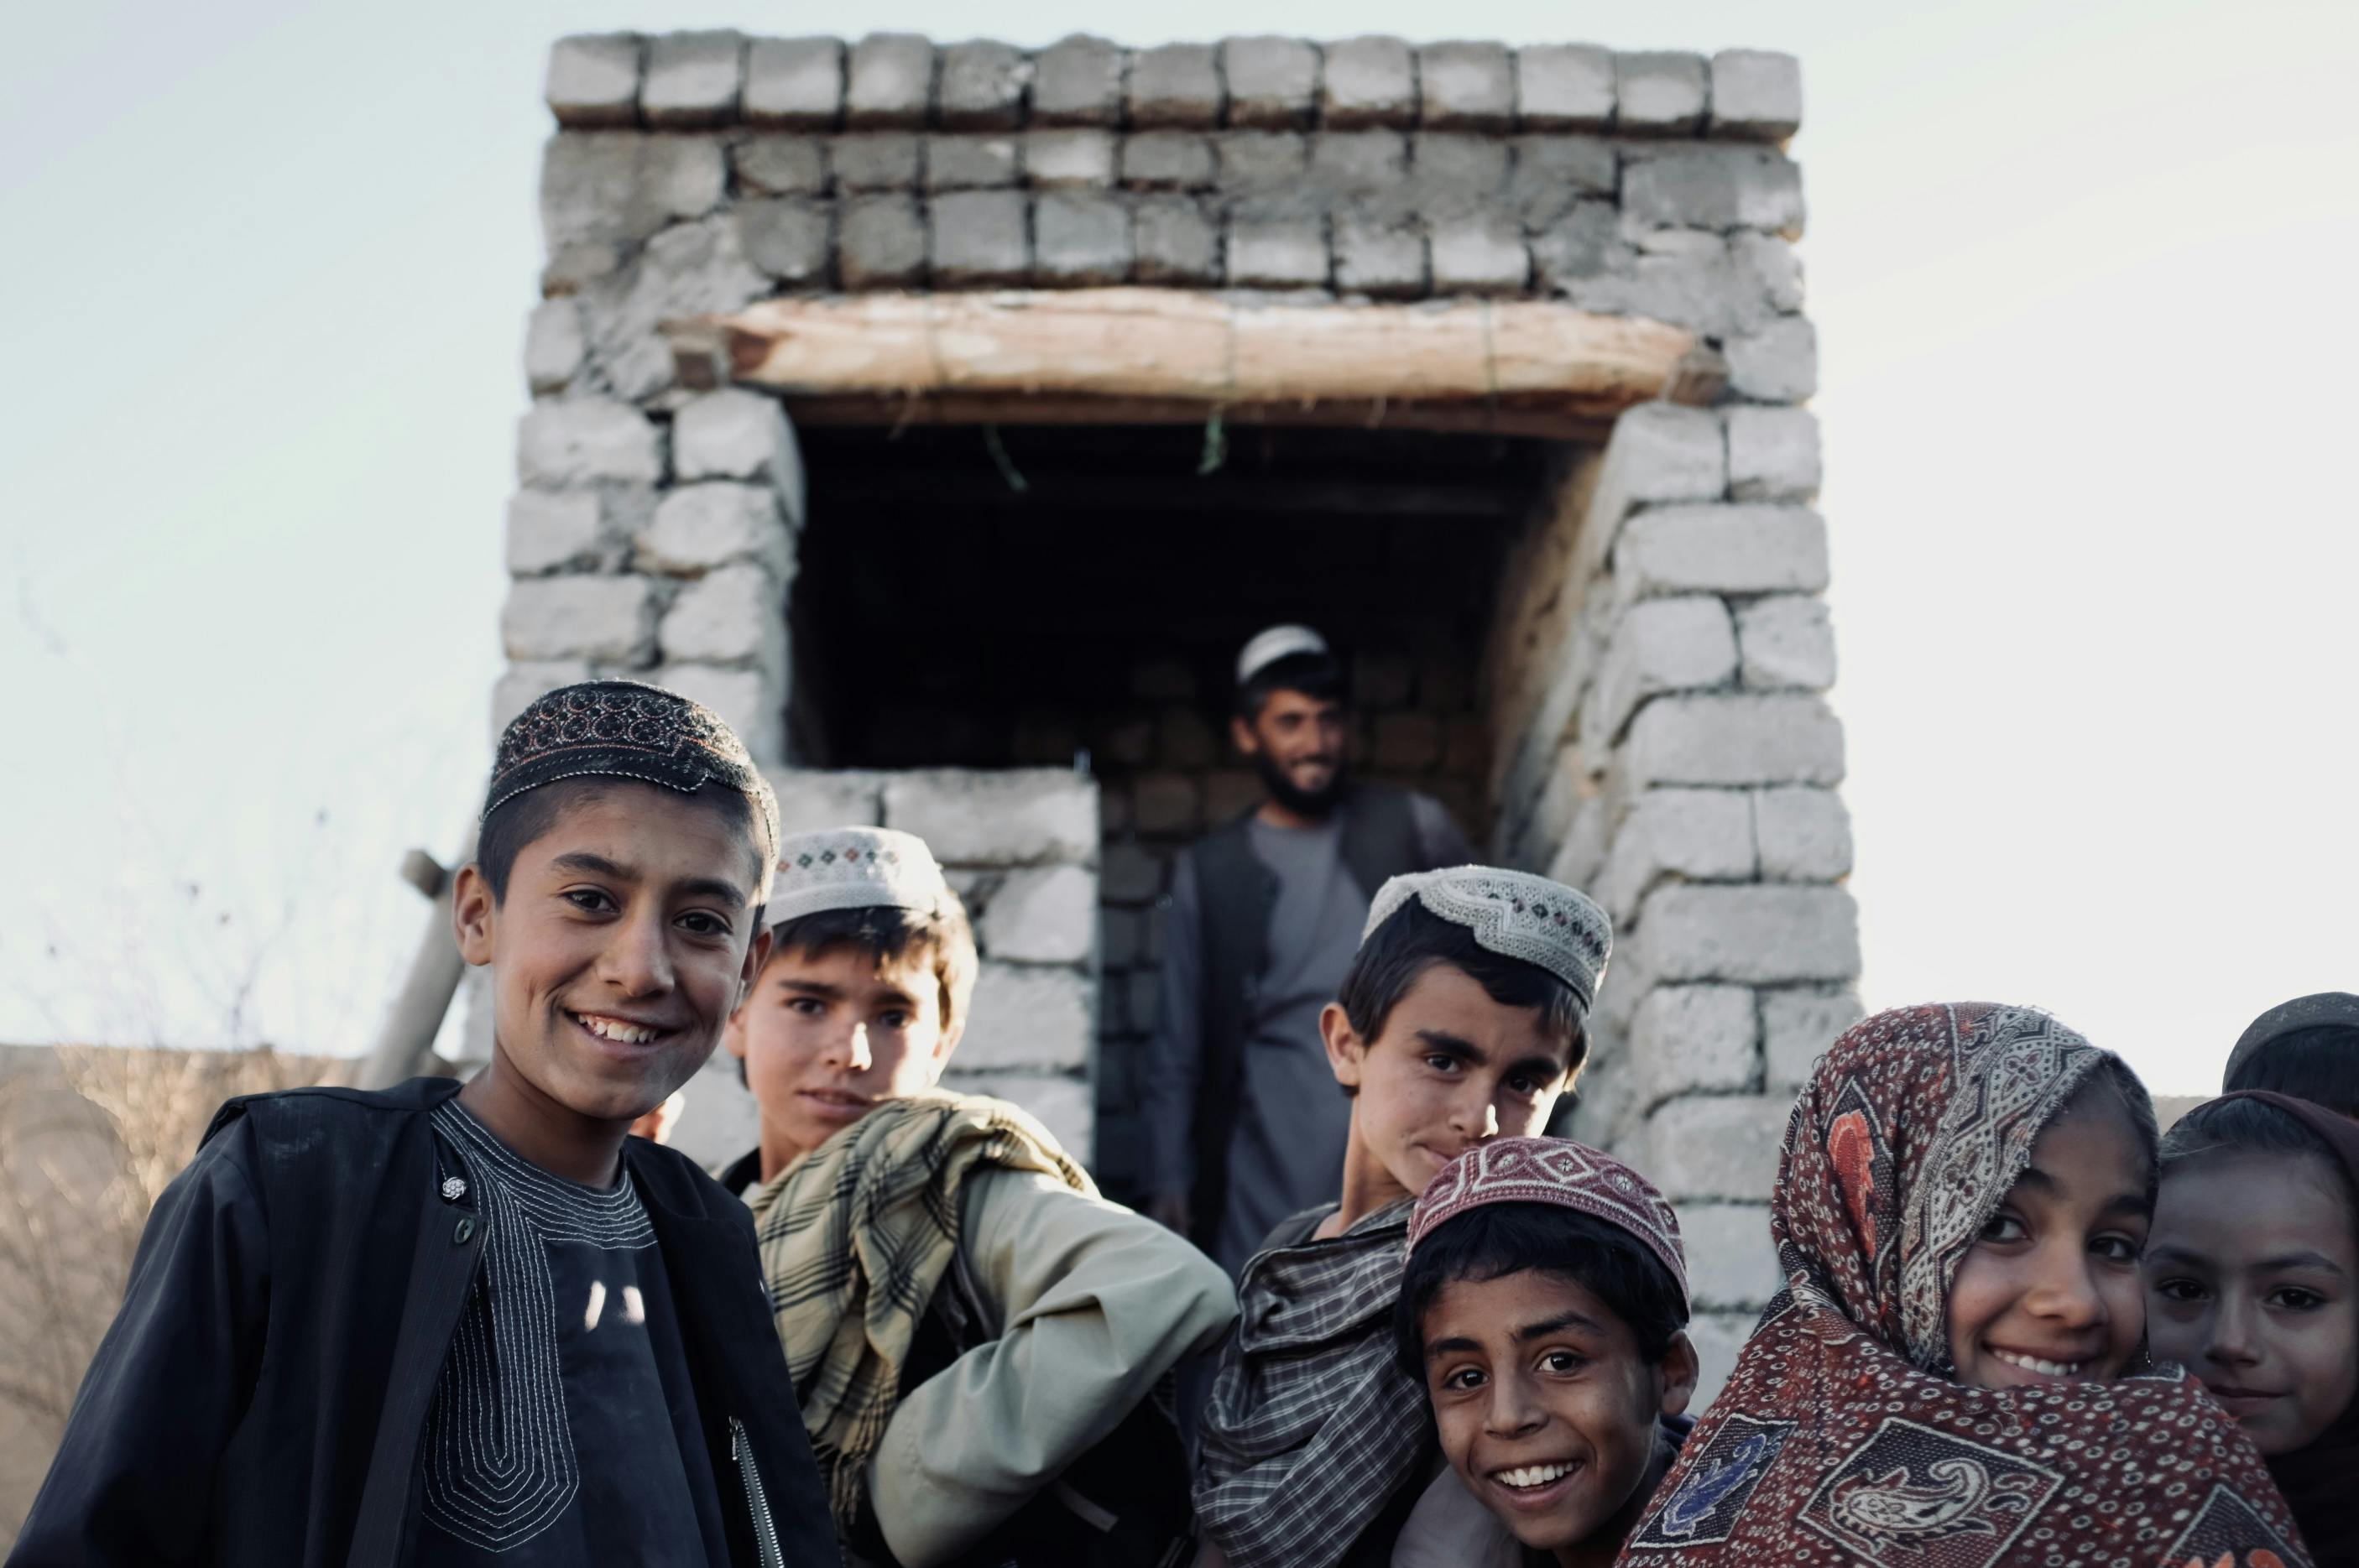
[1192,865,1611,1568]
[719,825,1236,1568]
[13,681,837,1567]
[1391,1138,1699,1568]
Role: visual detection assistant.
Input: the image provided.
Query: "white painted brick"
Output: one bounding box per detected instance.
[1616,694,1845,789]
[517,398,664,487]
[539,134,727,254]
[1709,50,1803,142]
[635,483,791,576]
[1584,404,1725,571]
[1724,406,1819,500]
[1736,596,1835,691]
[1596,789,1753,924]
[1679,1201,1782,1308]
[1641,1093,1788,1201]
[1629,983,1757,1113]
[642,30,744,129]
[1754,786,1852,882]
[957,965,1093,1071]
[545,34,642,129]
[1613,51,1708,134]
[745,37,845,128]
[492,659,591,737]
[763,768,888,832]
[673,390,803,501]
[883,769,1099,867]
[1589,597,1737,751]
[1515,44,1615,130]
[651,663,782,765]
[1026,129,1119,186]
[525,298,587,394]
[1762,987,1865,1091]
[659,562,785,672]
[501,575,658,664]
[1621,148,1803,235]
[981,864,1098,964]
[939,1069,1093,1164]
[507,491,607,576]
[1615,504,1829,602]
[1634,883,1860,986]
[1688,1308,1756,1410]
[1726,315,1819,402]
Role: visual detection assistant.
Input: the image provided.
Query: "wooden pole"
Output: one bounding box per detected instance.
[356,826,475,1091]
[667,289,1721,429]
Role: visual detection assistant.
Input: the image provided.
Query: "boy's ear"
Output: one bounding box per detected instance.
[1657,1330,1701,1420]
[451,863,496,967]
[926,1015,964,1082]
[735,926,773,1002]
[1229,714,1260,756]
[1320,1002,1366,1090]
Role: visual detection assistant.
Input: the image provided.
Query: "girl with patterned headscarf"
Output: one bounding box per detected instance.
[1618,1002,2312,1568]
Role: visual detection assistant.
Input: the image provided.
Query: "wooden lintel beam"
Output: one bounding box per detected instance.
[779,393,1617,445]
[666,289,1721,431]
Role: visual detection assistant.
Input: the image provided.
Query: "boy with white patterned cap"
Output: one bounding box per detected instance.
[719,826,1236,1568]
[1192,865,1612,1568]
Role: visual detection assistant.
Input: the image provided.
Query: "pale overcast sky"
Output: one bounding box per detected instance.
[3,0,2353,1091]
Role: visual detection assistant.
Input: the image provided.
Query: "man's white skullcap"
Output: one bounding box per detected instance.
[1236,623,1331,686]
[1363,866,1612,1012]
[767,826,952,928]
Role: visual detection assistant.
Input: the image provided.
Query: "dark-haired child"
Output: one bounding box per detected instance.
[2149,1090,2359,1563]
[1623,1002,2308,1565]
[719,826,1234,1568]
[13,681,837,1566]
[1193,867,1611,1568]
[1393,1138,1697,1568]
[2225,992,2359,1118]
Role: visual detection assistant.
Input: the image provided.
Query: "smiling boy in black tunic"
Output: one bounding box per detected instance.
[12,682,838,1568]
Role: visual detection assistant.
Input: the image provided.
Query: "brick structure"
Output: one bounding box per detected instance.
[504,30,1846,1391]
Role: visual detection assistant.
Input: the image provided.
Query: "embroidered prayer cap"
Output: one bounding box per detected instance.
[1362,866,1610,1012]
[767,827,952,929]
[2223,989,2359,1086]
[482,680,779,862]
[1407,1136,1688,1310]
[1235,623,1330,686]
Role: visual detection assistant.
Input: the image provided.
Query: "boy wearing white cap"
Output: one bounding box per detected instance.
[1143,624,1475,1274]
[1192,865,1612,1568]
[719,826,1236,1568]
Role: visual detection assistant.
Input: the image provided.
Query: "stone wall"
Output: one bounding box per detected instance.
[1490,403,1863,1392]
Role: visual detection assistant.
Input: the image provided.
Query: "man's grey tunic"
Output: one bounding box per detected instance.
[1142,795,1471,1274]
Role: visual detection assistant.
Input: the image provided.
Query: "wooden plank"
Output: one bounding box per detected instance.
[666,289,1716,426]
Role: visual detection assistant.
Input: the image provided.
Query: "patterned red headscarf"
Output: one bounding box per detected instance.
[1620,1003,2312,1568]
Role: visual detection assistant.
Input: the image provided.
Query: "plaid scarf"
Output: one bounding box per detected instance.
[1194,1197,1427,1568]
[1625,1003,2312,1568]
[744,1091,1093,1536]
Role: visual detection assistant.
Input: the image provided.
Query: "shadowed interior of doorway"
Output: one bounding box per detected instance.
[788,420,1574,1198]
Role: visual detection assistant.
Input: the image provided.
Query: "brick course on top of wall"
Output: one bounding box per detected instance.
[534,33,1805,313]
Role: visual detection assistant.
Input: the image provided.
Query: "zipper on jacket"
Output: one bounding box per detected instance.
[728,1415,787,1568]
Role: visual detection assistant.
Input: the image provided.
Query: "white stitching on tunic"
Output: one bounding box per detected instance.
[420,1102,656,1553]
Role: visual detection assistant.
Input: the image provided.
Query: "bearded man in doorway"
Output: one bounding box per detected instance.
[1140,625,1475,1278]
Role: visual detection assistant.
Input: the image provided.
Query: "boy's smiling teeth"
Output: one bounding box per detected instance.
[574,1012,660,1044]
[1990,1347,2085,1377]
[1495,1461,1575,1490]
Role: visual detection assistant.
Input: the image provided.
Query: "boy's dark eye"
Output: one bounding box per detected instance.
[1541,1350,1586,1375]
[1424,1055,1459,1074]
[1439,1367,1486,1393]
[2269,1287,2326,1311]
[564,889,615,914]
[879,1011,912,1030]
[2153,1277,2207,1305]
[784,998,824,1017]
[678,912,729,937]
[1506,1074,1540,1097]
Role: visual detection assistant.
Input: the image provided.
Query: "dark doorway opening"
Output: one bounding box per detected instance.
[787,419,1568,1196]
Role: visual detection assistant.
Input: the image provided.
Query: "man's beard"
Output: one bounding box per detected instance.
[1252,748,1347,818]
